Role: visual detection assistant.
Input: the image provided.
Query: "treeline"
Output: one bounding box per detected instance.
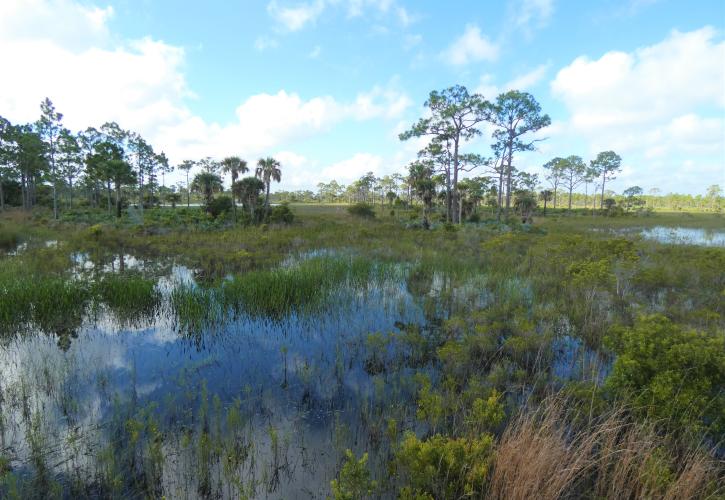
[0,99,284,222]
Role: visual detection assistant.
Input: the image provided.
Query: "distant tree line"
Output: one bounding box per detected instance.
[0,99,283,222]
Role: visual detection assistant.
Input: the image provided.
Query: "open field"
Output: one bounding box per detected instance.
[0,206,723,498]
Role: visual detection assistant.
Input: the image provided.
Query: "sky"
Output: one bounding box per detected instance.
[0,0,723,195]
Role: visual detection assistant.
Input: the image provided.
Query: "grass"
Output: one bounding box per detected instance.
[0,205,723,498]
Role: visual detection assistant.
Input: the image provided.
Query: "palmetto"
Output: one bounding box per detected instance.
[255,157,281,219]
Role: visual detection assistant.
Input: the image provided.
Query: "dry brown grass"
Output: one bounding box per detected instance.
[487,397,723,500]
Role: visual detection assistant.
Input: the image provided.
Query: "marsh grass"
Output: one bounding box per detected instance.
[92,274,161,326]
[487,397,723,500]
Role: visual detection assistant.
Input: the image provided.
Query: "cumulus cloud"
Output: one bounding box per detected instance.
[442,25,499,66]
[551,27,725,151]
[0,0,113,50]
[548,27,725,193]
[320,153,384,183]
[0,0,412,182]
[266,0,412,32]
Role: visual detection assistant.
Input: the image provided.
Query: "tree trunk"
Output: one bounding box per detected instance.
[504,138,513,219]
[0,176,4,211]
[186,172,191,208]
[568,185,573,211]
[107,180,112,213]
[543,198,547,216]
[452,138,460,223]
[115,181,122,218]
[264,181,271,219]
[600,177,606,209]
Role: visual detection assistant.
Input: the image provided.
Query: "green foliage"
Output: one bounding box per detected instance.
[330,449,377,500]
[93,274,160,325]
[605,314,725,435]
[207,195,234,218]
[347,202,376,218]
[268,202,295,224]
[396,431,494,499]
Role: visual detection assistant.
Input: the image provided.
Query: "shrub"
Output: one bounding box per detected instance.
[604,314,725,435]
[330,449,377,500]
[207,196,233,218]
[269,203,295,224]
[347,203,375,218]
[396,431,494,499]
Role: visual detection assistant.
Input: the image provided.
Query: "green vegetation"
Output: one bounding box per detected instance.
[0,89,723,499]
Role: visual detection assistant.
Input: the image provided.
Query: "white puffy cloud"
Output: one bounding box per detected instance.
[549,27,725,193]
[0,0,412,190]
[0,0,113,50]
[442,25,499,66]
[552,27,724,134]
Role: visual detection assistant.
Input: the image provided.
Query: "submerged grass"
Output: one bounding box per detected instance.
[92,274,161,325]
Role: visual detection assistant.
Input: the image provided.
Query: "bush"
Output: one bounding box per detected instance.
[347,203,375,218]
[604,314,725,435]
[207,196,233,218]
[269,203,295,224]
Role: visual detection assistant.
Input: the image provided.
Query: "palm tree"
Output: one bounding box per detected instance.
[409,162,436,229]
[177,160,195,207]
[234,176,265,222]
[514,191,537,224]
[255,157,282,219]
[191,172,223,210]
[539,190,553,216]
[221,156,248,219]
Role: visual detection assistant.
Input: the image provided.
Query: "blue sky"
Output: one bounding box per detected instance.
[1,0,723,194]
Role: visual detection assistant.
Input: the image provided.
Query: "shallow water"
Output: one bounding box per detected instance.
[614,226,725,247]
[0,253,443,497]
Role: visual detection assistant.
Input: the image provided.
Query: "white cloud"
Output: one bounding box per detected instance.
[0,0,113,50]
[320,153,384,183]
[267,0,326,31]
[475,64,549,97]
[513,0,554,33]
[552,27,725,133]
[549,27,725,193]
[266,0,411,32]
[442,25,499,66]
[0,0,413,193]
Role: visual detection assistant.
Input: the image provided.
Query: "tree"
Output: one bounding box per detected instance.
[191,172,223,210]
[561,155,587,210]
[57,128,83,209]
[539,190,553,215]
[408,161,436,228]
[177,160,195,207]
[399,85,490,223]
[622,186,644,211]
[514,191,537,223]
[255,157,282,219]
[87,141,135,217]
[221,156,248,219]
[487,91,550,220]
[78,127,101,207]
[706,184,722,211]
[15,125,47,210]
[165,191,182,209]
[0,116,18,211]
[37,98,64,219]
[543,157,566,209]
[590,151,622,210]
[234,176,265,222]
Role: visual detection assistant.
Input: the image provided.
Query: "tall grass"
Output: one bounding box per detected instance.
[93,274,161,325]
[220,256,383,318]
[487,397,722,499]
